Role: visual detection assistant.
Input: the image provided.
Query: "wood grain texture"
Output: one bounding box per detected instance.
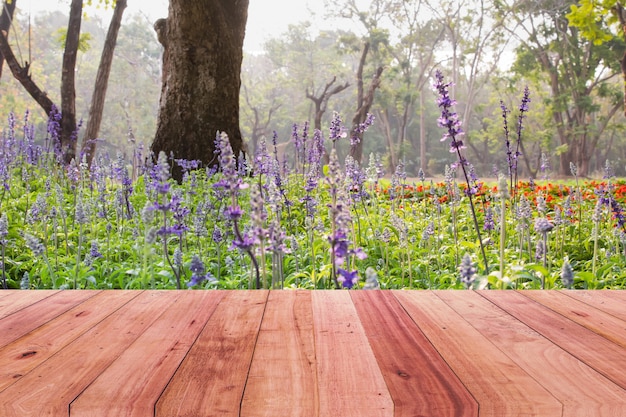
[394,291,563,416]
[351,291,478,417]
[70,291,226,417]
[0,290,59,319]
[0,291,176,416]
[480,290,626,390]
[241,291,319,417]
[562,290,626,321]
[311,291,394,417]
[436,290,626,417]
[0,290,138,392]
[0,290,98,348]
[520,290,626,348]
[156,291,268,417]
[0,290,624,416]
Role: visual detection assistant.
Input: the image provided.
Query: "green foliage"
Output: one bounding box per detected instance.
[567,0,620,44]
[55,28,92,52]
[1,113,626,291]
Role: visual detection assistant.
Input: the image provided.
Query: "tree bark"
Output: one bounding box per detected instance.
[60,0,83,164]
[81,0,127,164]
[349,42,383,165]
[0,0,16,80]
[151,0,249,181]
[0,27,54,115]
[306,76,349,131]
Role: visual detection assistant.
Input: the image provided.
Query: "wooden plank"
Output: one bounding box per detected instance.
[0,290,99,348]
[311,291,394,417]
[394,291,563,416]
[70,291,226,417]
[156,291,268,417]
[241,291,318,417]
[562,291,626,321]
[0,290,60,319]
[0,290,177,416]
[436,290,626,417]
[0,290,138,392]
[351,291,478,417]
[480,291,626,390]
[521,290,626,348]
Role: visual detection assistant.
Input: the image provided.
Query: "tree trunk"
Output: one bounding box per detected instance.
[151,0,249,181]
[349,42,383,165]
[0,0,16,80]
[0,29,54,115]
[81,0,127,164]
[419,88,426,174]
[306,76,349,131]
[60,0,82,164]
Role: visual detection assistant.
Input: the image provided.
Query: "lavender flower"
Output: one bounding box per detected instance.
[20,271,30,290]
[483,206,494,232]
[514,87,530,181]
[363,267,380,290]
[90,241,103,259]
[24,233,45,257]
[351,113,375,146]
[213,133,243,193]
[501,100,513,177]
[329,111,347,144]
[560,258,574,288]
[0,212,9,246]
[534,217,554,234]
[434,70,465,154]
[422,221,435,242]
[337,268,359,289]
[187,254,217,287]
[458,253,476,289]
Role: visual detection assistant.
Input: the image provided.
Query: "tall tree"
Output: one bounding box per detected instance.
[0,0,16,80]
[0,2,54,115]
[0,0,125,164]
[60,0,82,164]
[151,0,249,181]
[306,76,350,131]
[81,0,127,164]
[501,0,623,176]
[567,1,626,116]
[349,42,383,164]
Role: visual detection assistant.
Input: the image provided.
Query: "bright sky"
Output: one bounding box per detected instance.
[21,0,327,52]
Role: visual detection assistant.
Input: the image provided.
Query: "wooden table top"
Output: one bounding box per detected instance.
[0,290,624,416]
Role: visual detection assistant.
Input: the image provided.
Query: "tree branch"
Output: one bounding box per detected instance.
[0,29,54,115]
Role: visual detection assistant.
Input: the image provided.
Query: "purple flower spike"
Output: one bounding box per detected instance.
[337,268,359,289]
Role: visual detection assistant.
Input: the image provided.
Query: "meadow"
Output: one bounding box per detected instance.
[2,78,626,291]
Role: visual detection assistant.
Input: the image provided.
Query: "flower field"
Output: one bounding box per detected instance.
[1,109,626,291]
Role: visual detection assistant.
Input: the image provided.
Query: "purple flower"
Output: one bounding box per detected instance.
[458,253,476,289]
[24,233,45,257]
[534,217,554,234]
[434,70,465,153]
[483,206,494,231]
[175,158,201,173]
[212,226,224,244]
[329,112,347,143]
[90,241,103,258]
[187,255,217,287]
[337,268,359,289]
[561,258,574,288]
[0,213,8,246]
[213,132,243,192]
[232,232,257,252]
[225,205,243,221]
